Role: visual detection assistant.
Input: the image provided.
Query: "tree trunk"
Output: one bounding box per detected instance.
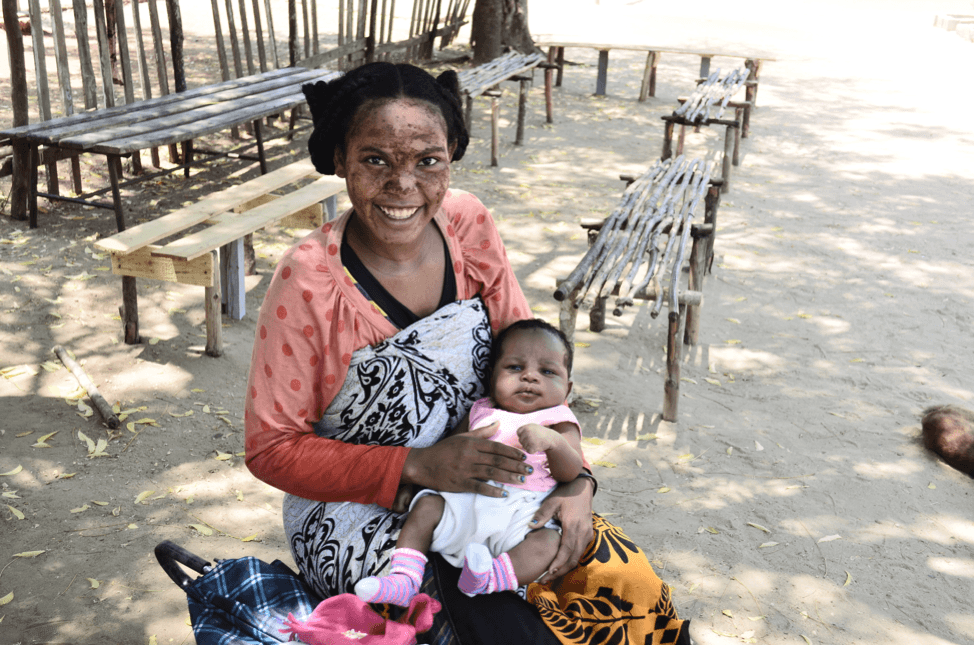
[471,0,538,64]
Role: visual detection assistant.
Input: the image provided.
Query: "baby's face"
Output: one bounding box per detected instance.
[490,329,570,414]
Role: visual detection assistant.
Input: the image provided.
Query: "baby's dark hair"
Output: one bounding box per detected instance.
[490,318,574,374]
[301,62,469,175]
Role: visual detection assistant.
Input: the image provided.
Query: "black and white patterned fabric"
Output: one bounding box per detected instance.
[283,299,491,600]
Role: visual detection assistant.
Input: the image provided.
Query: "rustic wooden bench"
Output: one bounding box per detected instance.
[93,159,345,356]
[456,50,548,166]
[661,67,751,193]
[535,39,771,105]
[554,156,722,421]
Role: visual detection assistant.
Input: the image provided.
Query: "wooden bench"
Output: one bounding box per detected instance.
[93,159,345,356]
[554,156,722,421]
[456,50,548,166]
[661,67,752,193]
[536,39,772,105]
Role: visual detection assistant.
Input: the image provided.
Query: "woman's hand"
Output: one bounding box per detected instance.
[530,477,595,585]
[402,423,531,497]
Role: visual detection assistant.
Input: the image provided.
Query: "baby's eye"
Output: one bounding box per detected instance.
[506,364,522,371]
[542,369,555,376]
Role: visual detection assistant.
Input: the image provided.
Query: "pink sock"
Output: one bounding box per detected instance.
[353,548,427,607]
[458,544,519,596]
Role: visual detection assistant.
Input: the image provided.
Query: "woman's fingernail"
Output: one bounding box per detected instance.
[526,466,534,474]
[502,490,509,498]
[519,475,526,483]
[530,519,538,524]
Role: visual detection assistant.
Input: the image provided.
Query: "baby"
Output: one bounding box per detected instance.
[354,318,585,607]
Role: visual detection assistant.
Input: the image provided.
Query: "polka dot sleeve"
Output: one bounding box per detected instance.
[445,190,531,332]
[244,220,408,507]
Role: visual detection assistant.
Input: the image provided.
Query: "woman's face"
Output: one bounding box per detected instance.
[490,329,572,414]
[334,98,456,250]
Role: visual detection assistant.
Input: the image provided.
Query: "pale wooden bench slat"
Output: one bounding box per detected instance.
[153,175,346,261]
[94,159,318,254]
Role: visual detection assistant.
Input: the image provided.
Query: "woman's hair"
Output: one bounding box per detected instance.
[490,319,574,376]
[301,62,469,175]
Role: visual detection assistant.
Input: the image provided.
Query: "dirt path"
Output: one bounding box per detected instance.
[2,2,974,644]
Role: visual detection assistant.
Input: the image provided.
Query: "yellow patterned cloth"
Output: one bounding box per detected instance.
[528,514,690,645]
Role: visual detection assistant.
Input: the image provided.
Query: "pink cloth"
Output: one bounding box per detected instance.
[468,398,580,492]
[281,593,441,645]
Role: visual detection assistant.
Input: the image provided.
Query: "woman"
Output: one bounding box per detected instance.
[244,62,690,645]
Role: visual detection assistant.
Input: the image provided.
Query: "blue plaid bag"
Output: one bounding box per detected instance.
[156,541,320,645]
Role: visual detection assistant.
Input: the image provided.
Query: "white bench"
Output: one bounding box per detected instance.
[94,159,345,356]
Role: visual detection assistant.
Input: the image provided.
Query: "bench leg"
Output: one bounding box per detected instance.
[742,102,752,139]
[71,154,83,194]
[254,119,268,175]
[490,95,499,167]
[27,143,40,228]
[182,140,193,178]
[684,236,706,345]
[545,50,555,123]
[122,276,140,345]
[221,238,247,321]
[677,124,686,156]
[733,108,742,166]
[595,49,609,96]
[107,154,127,231]
[699,55,711,78]
[639,51,658,101]
[745,59,761,107]
[515,78,528,146]
[589,295,607,332]
[663,304,686,422]
[555,47,564,87]
[465,95,474,132]
[131,149,144,176]
[662,120,674,160]
[558,293,579,346]
[205,249,224,357]
[704,184,721,273]
[722,125,735,193]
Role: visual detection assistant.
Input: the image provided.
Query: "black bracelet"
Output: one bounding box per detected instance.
[575,471,598,496]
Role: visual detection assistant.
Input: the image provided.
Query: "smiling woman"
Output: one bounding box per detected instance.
[243,62,691,645]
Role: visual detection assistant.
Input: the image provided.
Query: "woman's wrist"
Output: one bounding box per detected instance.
[574,471,598,496]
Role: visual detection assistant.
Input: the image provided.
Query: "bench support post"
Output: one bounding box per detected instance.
[704,184,721,273]
[661,120,674,160]
[205,249,224,357]
[733,108,743,166]
[699,56,711,78]
[721,125,736,192]
[221,238,247,320]
[28,144,40,228]
[554,47,564,86]
[515,77,529,146]
[663,305,686,422]
[107,154,127,231]
[122,276,140,344]
[490,93,500,167]
[558,289,580,347]
[595,50,609,96]
[544,55,555,123]
[639,51,659,101]
[684,235,707,345]
[745,59,761,107]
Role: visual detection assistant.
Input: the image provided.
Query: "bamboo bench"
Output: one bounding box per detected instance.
[93,159,345,356]
[554,156,721,422]
[456,50,548,166]
[661,67,752,193]
[536,39,771,105]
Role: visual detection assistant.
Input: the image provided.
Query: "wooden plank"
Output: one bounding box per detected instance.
[533,40,778,61]
[154,176,346,261]
[48,0,76,116]
[221,237,246,318]
[80,90,309,153]
[92,0,118,107]
[263,0,279,68]
[224,0,244,78]
[147,0,171,96]
[94,159,318,254]
[5,68,331,142]
[251,0,268,72]
[111,245,215,287]
[72,1,99,109]
[27,0,52,120]
[240,193,324,228]
[114,0,137,106]
[210,0,232,81]
[130,0,153,99]
[237,0,257,76]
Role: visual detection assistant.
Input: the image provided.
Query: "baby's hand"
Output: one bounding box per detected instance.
[516,424,559,454]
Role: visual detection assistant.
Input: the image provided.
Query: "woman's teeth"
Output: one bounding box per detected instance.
[379,206,418,220]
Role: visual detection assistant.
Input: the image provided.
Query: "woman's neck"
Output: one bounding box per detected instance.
[346,212,441,277]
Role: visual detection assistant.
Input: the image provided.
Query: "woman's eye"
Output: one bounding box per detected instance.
[365,156,386,166]
[419,157,440,167]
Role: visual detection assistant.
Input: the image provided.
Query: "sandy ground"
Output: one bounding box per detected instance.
[2,1,974,644]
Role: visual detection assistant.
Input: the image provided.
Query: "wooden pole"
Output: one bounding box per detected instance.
[662,305,685,422]
[515,77,528,146]
[166,0,186,93]
[52,346,120,429]
[3,0,30,220]
[205,250,224,357]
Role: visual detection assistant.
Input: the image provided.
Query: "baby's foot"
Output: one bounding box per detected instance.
[458,543,494,595]
[354,573,420,607]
